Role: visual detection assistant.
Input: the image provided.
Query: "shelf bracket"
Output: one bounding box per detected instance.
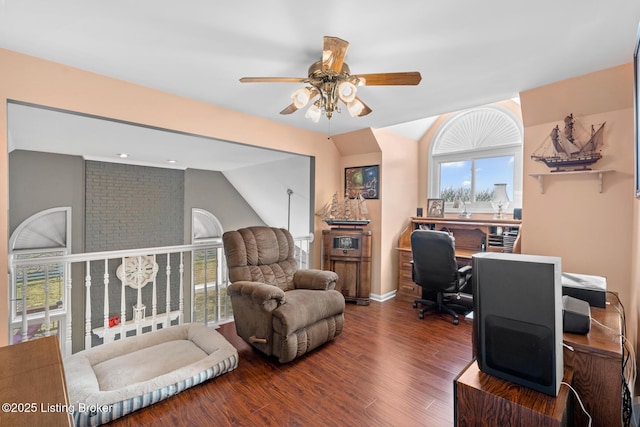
[529,169,612,194]
[536,175,544,194]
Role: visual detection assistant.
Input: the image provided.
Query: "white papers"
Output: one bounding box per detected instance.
[561,272,607,292]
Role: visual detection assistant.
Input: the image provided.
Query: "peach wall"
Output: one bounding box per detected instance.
[520,63,636,343]
[374,128,419,297]
[332,128,419,298]
[338,151,383,294]
[0,48,343,346]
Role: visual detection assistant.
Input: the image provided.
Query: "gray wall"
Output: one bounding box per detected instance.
[85,161,184,251]
[9,150,85,252]
[9,150,85,351]
[183,168,265,243]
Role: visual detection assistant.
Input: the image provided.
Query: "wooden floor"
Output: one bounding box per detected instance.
[108,295,474,427]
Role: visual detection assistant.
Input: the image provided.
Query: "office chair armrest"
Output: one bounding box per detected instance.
[228,281,286,312]
[458,265,472,275]
[294,269,339,290]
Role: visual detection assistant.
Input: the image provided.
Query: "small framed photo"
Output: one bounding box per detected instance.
[345,165,379,199]
[427,198,445,218]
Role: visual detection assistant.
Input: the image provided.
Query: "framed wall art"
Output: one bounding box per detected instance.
[345,165,379,199]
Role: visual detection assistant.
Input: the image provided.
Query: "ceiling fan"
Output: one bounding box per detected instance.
[239,36,422,122]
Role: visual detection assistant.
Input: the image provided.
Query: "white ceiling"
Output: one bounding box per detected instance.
[2,1,640,169]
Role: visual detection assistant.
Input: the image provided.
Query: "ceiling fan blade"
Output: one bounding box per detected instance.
[280,103,298,115]
[355,72,422,86]
[322,36,349,73]
[240,77,306,83]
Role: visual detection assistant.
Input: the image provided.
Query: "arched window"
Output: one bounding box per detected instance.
[9,207,71,346]
[190,208,231,325]
[429,105,523,214]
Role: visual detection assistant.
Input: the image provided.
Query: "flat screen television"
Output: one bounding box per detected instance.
[472,252,563,396]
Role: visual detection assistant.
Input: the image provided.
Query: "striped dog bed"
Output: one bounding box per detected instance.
[64,323,238,426]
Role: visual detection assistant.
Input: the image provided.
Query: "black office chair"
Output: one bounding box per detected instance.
[411,229,473,325]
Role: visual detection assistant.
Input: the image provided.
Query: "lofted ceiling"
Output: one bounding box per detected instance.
[2,1,640,169]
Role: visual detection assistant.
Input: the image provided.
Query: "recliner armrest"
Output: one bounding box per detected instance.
[294,269,339,290]
[228,281,286,312]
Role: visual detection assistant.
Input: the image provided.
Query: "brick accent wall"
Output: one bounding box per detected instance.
[85,161,184,251]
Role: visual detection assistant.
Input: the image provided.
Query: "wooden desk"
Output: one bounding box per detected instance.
[0,337,73,426]
[563,293,624,426]
[455,361,573,427]
[396,216,521,297]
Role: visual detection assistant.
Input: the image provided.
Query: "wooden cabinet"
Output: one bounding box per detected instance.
[563,293,625,426]
[396,216,521,298]
[322,228,371,305]
[455,361,573,427]
[0,336,73,426]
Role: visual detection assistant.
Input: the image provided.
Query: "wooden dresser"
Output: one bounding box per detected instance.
[0,336,73,426]
[396,216,521,298]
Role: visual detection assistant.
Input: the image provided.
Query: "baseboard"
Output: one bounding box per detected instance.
[370,290,397,302]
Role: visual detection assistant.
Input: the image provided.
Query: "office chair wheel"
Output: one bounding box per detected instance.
[452,317,459,325]
[413,302,418,308]
[418,312,424,319]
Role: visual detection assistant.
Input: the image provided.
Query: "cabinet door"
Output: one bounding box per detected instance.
[331,260,358,299]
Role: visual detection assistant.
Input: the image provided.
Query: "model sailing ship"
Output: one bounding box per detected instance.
[316,192,370,226]
[531,114,605,171]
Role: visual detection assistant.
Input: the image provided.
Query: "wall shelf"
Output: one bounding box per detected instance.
[529,169,614,194]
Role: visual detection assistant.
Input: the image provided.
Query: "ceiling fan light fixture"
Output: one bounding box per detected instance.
[305,103,322,123]
[337,81,357,103]
[347,98,366,117]
[291,87,312,109]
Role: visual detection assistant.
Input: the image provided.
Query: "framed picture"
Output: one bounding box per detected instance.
[345,165,379,199]
[427,198,445,218]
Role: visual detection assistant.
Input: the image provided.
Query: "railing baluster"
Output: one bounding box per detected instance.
[103,259,110,343]
[84,261,92,350]
[203,250,208,327]
[135,256,143,336]
[44,265,51,337]
[21,270,28,343]
[166,253,171,326]
[213,249,219,324]
[179,252,184,325]
[120,257,126,340]
[65,263,73,357]
[152,254,157,331]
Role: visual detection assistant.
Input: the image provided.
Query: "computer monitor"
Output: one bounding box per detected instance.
[472,252,563,396]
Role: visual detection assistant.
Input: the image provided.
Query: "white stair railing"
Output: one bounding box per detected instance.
[8,234,313,357]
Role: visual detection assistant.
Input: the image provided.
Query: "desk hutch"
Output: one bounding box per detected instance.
[396,216,521,298]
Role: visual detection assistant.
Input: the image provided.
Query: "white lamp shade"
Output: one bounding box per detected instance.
[491,183,510,218]
[347,99,365,117]
[305,104,322,122]
[291,88,311,109]
[337,81,357,103]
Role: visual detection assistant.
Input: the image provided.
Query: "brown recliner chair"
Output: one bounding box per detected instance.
[223,226,345,363]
